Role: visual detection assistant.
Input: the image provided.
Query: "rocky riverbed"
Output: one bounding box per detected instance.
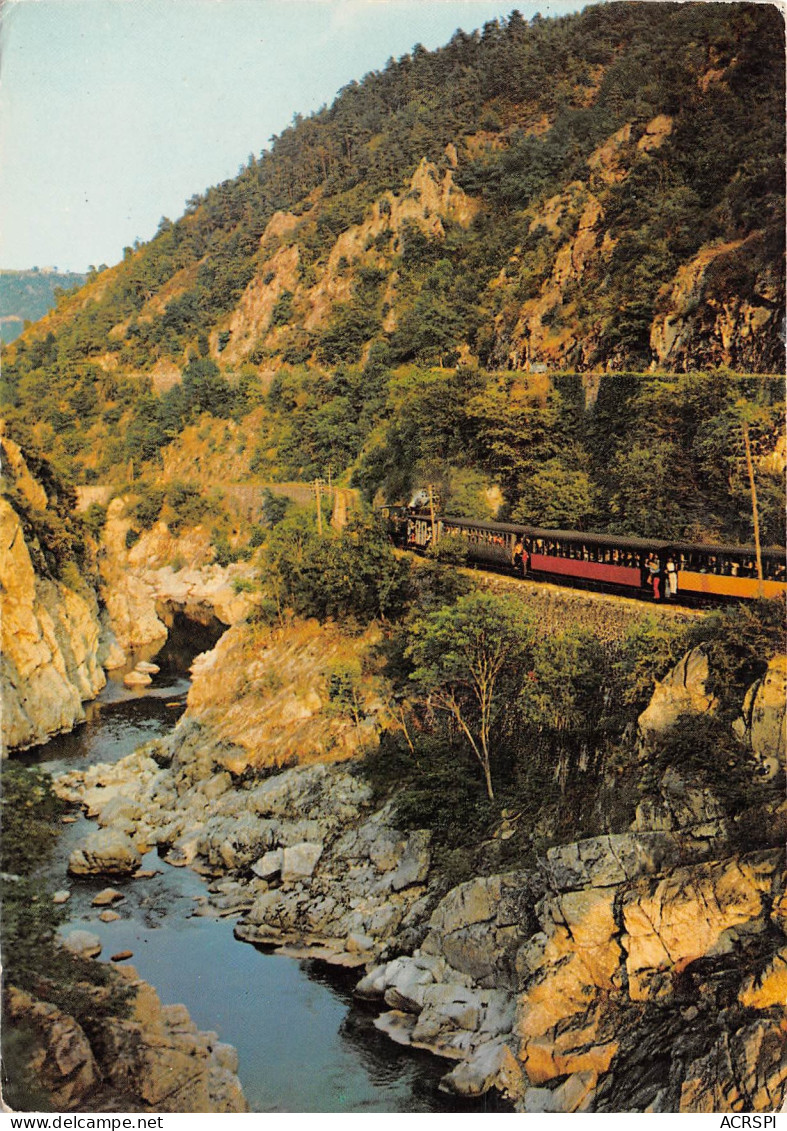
[52,629,787,1112]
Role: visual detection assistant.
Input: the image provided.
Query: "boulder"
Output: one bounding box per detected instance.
[52,889,71,904]
[389,829,431,890]
[62,930,102,959]
[251,849,284,880]
[92,887,125,906]
[441,1040,519,1097]
[123,669,152,687]
[281,841,323,881]
[68,827,142,877]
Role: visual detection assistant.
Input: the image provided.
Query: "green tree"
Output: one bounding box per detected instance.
[406,592,534,799]
[510,460,598,529]
[262,512,411,625]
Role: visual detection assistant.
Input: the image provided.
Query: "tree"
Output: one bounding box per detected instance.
[510,459,598,529]
[406,592,534,799]
[262,512,411,625]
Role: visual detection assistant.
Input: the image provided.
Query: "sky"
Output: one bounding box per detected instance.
[0,0,593,272]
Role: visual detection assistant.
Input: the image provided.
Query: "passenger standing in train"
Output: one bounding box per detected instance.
[666,556,678,599]
[646,554,661,600]
[513,538,524,574]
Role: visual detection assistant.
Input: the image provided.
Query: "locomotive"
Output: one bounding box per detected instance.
[382,507,787,603]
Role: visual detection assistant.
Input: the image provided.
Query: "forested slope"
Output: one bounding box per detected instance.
[2,2,784,545]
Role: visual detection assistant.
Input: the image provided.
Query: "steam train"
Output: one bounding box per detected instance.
[383,508,787,603]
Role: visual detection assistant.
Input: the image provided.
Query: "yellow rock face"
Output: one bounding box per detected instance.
[623,856,778,1001]
[0,496,105,751]
[739,948,787,1010]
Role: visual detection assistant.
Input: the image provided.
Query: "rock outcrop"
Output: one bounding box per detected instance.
[4,972,247,1113]
[734,654,787,781]
[55,747,432,969]
[637,645,718,745]
[0,488,105,752]
[179,618,388,773]
[99,498,256,659]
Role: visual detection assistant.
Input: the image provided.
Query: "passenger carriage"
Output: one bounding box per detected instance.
[382,506,786,603]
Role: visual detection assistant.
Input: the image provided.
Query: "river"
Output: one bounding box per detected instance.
[21,618,504,1113]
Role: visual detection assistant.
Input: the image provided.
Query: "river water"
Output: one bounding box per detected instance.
[21,619,502,1113]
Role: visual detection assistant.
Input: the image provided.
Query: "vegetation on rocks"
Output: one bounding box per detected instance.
[0,766,130,1065]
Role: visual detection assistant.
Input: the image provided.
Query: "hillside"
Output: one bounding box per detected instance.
[1,2,784,546]
[0,269,87,344]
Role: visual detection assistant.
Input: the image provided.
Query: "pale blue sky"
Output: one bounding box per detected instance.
[0,0,592,271]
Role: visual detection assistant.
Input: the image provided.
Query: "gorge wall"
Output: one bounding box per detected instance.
[0,437,256,752]
[0,438,106,752]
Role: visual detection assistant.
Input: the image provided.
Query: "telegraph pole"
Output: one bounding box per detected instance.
[428,483,437,546]
[742,421,764,598]
[314,478,323,536]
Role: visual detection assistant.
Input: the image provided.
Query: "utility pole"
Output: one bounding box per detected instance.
[428,482,437,546]
[314,478,323,536]
[742,421,764,598]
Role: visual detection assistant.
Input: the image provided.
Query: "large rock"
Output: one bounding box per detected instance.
[281,841,323,881]
[4,986,100,1107]
[68,827,141,877]
[61,930,102,959]
[734,654,787,780]
[0,489,106,752]
[637,646,717,745]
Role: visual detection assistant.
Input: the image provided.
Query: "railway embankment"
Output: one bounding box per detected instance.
[463,567,703,643]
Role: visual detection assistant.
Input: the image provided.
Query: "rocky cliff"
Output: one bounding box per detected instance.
[0,439,262,752]
[52,626,787,1112]
[97,497,256,662]
[0,439,106,751]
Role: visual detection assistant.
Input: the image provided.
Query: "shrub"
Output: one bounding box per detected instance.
[132,483,166,529]
[165,481,209,532]
[82,501,107,538]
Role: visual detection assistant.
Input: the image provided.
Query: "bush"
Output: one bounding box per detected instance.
[263,513,411,626]
[0,764,66,874]
[326,659,363,723]
[165,481,209,532]
[640,712,777,820]
[132,482,166,529]
[82,501,107,538]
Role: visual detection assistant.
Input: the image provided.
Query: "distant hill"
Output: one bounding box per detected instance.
[0,269,87,343]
